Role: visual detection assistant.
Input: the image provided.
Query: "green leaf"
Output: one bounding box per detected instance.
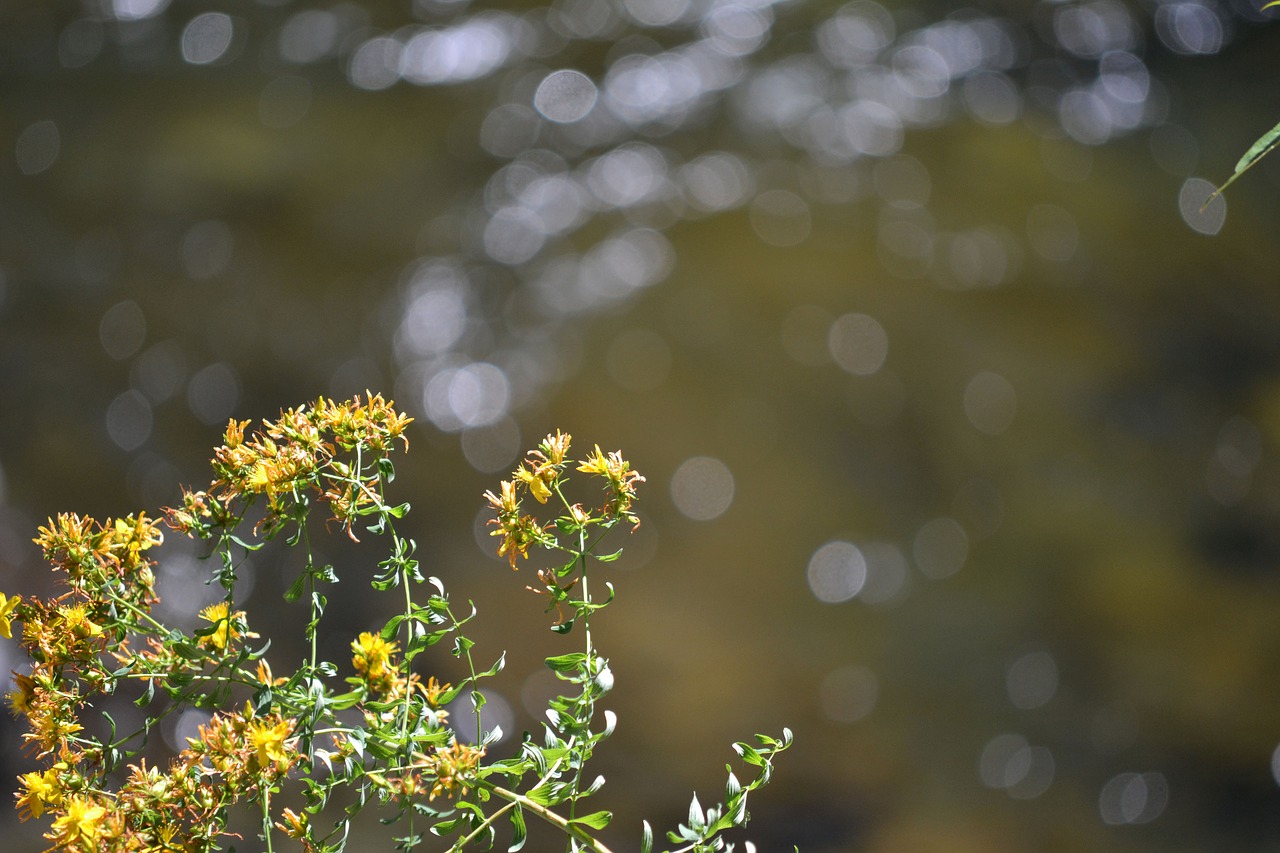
[170,640,204,661]
[436,681,467,706]
[641,820,653,853]
[380,614,406,642]
[1234,119,1280,173]
[593,548,624,563]
[583,774,606,796]
[1207,119,1280,206]
[733,743,764,766]
[726,771,741,799]
[544,652,587,673]
[568,810,612,830]
[478,651,506,677]
[688,793,705,830]
[507,803,527,852]
[284,572,307,603]
[452,635,475,658]
[524,782,554,806]
[522,741,549,776]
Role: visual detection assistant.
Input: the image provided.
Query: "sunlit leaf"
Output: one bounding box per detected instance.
[508,803,527,852]
[567,810,612,830]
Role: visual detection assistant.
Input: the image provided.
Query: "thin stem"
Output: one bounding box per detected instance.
[398,533,415,749]
[302,522,318,672]
[450,799,517,852]
[446,602,485,746]
[260,783,275,853]
[486,784,616,853]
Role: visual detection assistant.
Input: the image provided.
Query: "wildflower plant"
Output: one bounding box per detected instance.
[4,394,790,853]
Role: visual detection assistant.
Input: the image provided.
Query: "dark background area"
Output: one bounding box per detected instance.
[3,0,1280,850]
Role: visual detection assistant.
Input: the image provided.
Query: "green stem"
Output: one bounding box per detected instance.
[450,799,517,851]
[568,528,592,827]
[445,602,485,746]
[261,783,275,853]
[486,784,617,853]
[302,522,319,672]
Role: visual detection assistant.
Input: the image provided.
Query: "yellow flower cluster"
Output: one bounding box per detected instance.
[351,631,399,694]
[484,432,645,572]
[0,396,667,853]
[166,392,413,540]
[421,739,486,801]
[9,697,300,851]
[576,444,645,527]
[7,515,166,763]
[33,512,162,605]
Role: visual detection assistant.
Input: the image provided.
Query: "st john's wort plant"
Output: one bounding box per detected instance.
[2,393,790,853]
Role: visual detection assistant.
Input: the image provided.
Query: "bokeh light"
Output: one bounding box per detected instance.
[670,456,735,521]
[807,540,867,604]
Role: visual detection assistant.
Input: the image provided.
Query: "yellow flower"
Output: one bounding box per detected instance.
[515,465,552,503]
[247,461,272,493]
[198,602,251,652]
[540,430,571,465]
[0,592,19,639]
[50,794,107,847]
[16,767,61,819]
[224,418,250,449]
[576,445,612,477]
[483,479,519,516]
[276,807,308,840]
[57,604,102,640]
[7,672,35,717]
[249,716,293,769]
[352,632,399,692]
[576,444,644,522]
[424,676,452,709]
[423,740,485,800]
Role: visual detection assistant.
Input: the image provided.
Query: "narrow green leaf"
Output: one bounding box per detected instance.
[284,572,307,603]
[567,810,612,830]
[1234,119,1280,173]
[726,771,741,799]
[507,803,527,852]
[478,651,506,677]
[170,641,203,661]
[452,635,475,658]
[641,820,653,853]
[688,793,705,830]
[380,614,406,641]
[733,743,764,766]
[1206,119,1280,207]
[544,652,587,672]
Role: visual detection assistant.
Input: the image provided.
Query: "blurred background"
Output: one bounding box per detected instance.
[2,0,1280,850]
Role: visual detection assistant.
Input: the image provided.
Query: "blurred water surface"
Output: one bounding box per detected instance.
[3,0,1280,850]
